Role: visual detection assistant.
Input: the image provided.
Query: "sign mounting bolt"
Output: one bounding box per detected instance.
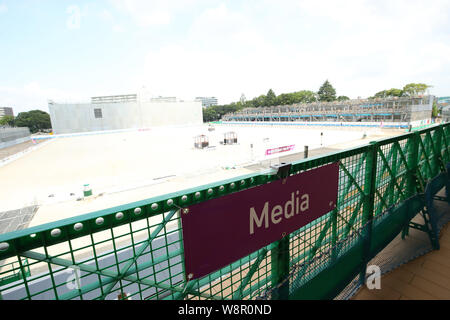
[183,208,189,214]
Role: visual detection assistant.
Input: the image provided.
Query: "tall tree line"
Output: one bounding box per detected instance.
[0,110,51,133]
[203,80,347,122]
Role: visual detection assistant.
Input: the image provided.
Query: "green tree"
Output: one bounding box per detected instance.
[265,89,277,107]
[317,80,336,102]
[402,83,431,96]
[372,88,403,99]
[14,110,51,133]
[432,100,439,118]
[240,93,246,105]
[0,115,15,127]
[292,90,317,103]
[386,88,403,97]
[202,107,218,122]
[254,95,267,108]
[275,90,317,105]
[337,95,350,101]
[276,93,295,105]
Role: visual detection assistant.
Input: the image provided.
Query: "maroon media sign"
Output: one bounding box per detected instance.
[181,162,339,280]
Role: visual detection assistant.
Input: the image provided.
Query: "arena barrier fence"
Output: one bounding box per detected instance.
[0,123,449,300]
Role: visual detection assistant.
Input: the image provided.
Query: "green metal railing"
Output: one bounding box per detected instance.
[0,123,449,300]
[0,258,30,287]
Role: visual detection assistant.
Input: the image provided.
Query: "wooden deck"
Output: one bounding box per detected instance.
[353,221,450,300]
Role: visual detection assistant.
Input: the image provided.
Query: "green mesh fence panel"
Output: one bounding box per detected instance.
[0,123,449,300]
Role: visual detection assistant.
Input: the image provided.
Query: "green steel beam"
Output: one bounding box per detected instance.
[290,218,333,288]
[99,209,178,300]
[387,145,398,209]
[232,248,268,300]
[359,141,378,284]
[339,162,366,197]
[377,148,406,201]
[402,132,421,239]
[418,134,434,178]
[440,125,450,163]
[375,144,396,186]
[20,249,213,300]
[393,139,426,193]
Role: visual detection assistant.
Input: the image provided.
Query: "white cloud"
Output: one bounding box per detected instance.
[3,0,450,110]
[286,0,450,98]
[0,3,7,13]
[137,3,276,101]
[109,0,214,27]
[99,9,114,21]
[137,3,350,101]
[112,24,124,32]
[66,5,81,30]
[109,0,175,26]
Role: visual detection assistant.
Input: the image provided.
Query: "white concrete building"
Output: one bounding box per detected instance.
[195,97,218,108]
[0,107,14,118]
[48,94,203,134]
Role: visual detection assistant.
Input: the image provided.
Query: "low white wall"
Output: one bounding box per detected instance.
[0,127,31,150]
[49,101,203,134]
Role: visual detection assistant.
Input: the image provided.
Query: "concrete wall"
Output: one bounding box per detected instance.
[0,127,31,149]
[408,96,433,122]
[220,121,410,129]
[49,101,203,134]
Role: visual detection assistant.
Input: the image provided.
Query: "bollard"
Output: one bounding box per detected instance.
[83,184,92,197]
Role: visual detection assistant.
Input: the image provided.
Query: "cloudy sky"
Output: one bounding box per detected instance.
[1,0,450,114]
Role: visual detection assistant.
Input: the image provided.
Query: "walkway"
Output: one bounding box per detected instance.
[353,202,450,300]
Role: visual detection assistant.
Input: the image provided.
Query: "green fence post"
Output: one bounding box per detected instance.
[402,132,420,239]
[434,125,443,172]
[407,132,420,197]
[359,141,378,285]
[270,163,291,300]
[388,145,398,207]
[442,124,450,163]
[330,207,338,264]
[271,236,290,300]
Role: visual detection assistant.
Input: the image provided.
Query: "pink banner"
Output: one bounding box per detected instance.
[181,162,339,280]
[265,145,295,156]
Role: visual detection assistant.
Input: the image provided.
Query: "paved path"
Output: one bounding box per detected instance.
[353,192,450,300]
[0,139,44,161]
[353,224,450,300]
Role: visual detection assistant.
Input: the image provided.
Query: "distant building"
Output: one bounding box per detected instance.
[438,97,450,121]
[195,97,218,108]
[442,105,450,122]
[0,107,14,118]
[48,94,202,134]
[438,96,450,104]
[438,96,450,109]
[91,94,137,104]
[150,96,177,103]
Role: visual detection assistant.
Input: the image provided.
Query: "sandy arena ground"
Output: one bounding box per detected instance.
[0,124,403,228]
